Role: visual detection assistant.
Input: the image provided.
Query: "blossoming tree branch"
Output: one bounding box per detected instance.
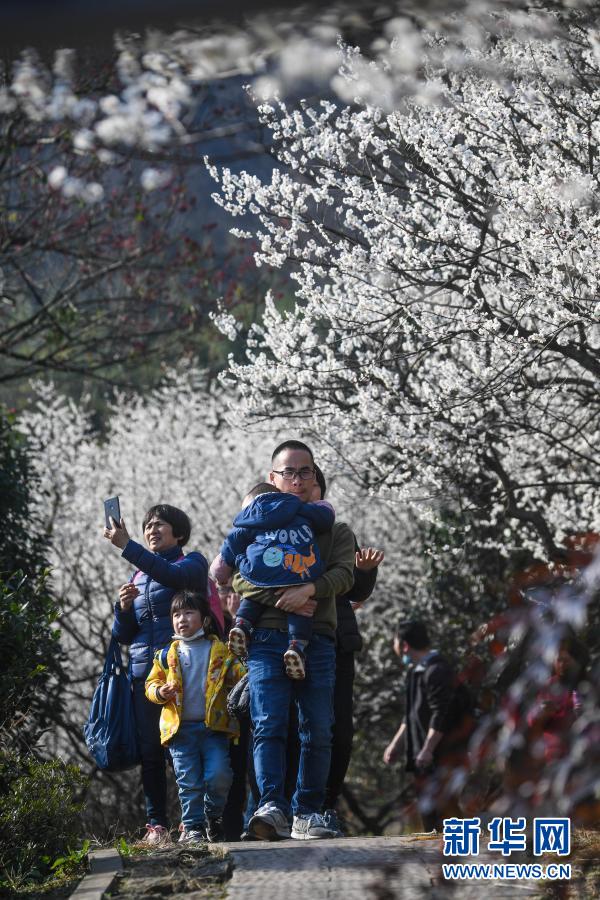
[208,18,600,564]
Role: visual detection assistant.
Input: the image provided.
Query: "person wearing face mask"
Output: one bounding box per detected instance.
[146,591,245,844]
[383,620,473,831]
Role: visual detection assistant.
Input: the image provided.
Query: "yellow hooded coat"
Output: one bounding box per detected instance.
[145,635,246,745]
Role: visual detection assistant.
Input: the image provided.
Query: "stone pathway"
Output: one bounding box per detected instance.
[104,846,231,900]
[86,836,547,900]
[222,835,543,899]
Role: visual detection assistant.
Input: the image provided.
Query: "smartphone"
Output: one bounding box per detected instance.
[104,496,121,529]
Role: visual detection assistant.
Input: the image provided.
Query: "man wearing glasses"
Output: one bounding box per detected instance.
[234,439,355,840]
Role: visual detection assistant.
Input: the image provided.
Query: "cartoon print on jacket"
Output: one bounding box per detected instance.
[281,543,316,578]
[219,492,335,588]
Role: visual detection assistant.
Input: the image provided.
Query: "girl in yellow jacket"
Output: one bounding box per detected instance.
[145,590,246,843]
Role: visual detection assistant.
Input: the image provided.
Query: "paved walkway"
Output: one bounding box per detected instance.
[222,836,542,899]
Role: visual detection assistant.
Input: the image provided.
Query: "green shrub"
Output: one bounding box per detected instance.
[0,753,88,889]
[0,573,63,745]
[0,412,65,748]
[0,415,81,895]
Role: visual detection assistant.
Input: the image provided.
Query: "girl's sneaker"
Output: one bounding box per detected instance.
[228,625,249,658]
[283,641,306,680]
[142,824,171,846]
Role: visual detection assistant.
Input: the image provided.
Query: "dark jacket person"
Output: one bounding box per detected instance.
[384,620,473,831]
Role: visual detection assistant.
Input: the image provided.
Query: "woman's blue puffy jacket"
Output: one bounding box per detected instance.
[111,540,208,679]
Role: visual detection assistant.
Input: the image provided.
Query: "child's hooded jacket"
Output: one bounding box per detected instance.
[145,634,245,744]
[218,492,334,588]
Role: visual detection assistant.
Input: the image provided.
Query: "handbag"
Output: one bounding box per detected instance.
[226,672,250,720]
[84,637,141,771]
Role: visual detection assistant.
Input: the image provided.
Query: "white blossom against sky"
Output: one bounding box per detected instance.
[208,17,600,562]
[1,1,589,198]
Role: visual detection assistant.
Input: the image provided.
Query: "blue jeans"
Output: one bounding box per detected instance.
[169,721,233,829]
[248,628,335,818]
[237,598,312,644]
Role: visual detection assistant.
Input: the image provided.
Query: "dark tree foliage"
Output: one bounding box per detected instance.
[0,411,65,749]
[0,53,275,406]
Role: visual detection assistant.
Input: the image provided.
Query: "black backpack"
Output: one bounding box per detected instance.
[227,672,250,720]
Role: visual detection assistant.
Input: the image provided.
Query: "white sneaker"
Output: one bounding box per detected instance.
[248,802,291,840]
[178,828,205,844]
[291,812,339,840]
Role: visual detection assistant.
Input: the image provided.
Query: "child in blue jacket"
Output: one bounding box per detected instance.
[210,483,334,679]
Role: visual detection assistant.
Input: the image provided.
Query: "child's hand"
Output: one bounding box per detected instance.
[118,582,139,610]
[355,547,384,571]
[160,682,178,702]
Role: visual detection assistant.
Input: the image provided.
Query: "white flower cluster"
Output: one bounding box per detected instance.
[48,165,104,203]
[6,42,192,200]
[140,167,173,192]
[209,18,600,562]
[5,2,574,204]
[208,305,242,342]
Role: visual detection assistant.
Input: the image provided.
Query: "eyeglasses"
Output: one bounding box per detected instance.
[271,467,315,481]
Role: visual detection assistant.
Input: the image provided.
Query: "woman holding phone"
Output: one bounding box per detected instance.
[104,503,209,844]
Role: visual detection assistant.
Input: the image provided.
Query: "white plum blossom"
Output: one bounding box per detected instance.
[140,167,173,191]
[208,19,600,565]
[2,2,584,167]
[47,165,67,189]
[47,165,104,202]
[209,307,242,342]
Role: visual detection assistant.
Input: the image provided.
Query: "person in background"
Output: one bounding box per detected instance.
[383,620,472,831]
[216,580,241,633]
[104,503,208,844]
